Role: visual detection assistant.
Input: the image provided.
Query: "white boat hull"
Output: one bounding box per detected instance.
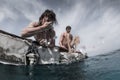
[0,30,86,65]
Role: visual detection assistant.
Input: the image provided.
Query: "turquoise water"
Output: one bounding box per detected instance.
[0,49,120,80]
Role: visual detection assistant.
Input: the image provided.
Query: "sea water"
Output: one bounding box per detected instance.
[0,49,120,80]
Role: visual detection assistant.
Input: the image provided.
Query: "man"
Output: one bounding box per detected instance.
[21,9,57,47]
[59,26,73,53]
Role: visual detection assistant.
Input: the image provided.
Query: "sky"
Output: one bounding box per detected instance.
[0,0,120,56]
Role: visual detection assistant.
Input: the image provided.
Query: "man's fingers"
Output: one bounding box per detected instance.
[47,21,52,25]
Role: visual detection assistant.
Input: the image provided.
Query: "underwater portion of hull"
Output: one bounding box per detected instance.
[0,30,86,65]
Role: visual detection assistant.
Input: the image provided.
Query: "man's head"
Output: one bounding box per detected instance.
[39,9,57,25]
[66,26,71,33]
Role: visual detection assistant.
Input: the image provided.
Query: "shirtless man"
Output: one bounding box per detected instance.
[21,9,57,47]
[59,26,73,53]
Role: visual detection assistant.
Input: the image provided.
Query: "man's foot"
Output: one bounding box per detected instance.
[68,49,73,53]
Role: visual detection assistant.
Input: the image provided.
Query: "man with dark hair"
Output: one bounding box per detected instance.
[59,26,73,53]
[21,9,57,47]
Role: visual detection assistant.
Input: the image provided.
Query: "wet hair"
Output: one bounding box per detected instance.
[66,26,71,30]
[39,9,57,25]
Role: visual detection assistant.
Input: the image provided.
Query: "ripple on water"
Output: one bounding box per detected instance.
[95,70,120,80]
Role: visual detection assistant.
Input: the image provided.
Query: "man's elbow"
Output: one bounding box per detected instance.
[21,32,27,38]
[21,30,30,38]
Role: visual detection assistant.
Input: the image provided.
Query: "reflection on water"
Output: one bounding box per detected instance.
[28,62,86,80]
[0,62,86,80]
[0,49,120,80]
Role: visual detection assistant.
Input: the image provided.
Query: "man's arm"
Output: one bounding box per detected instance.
[21,22,52,37]
[59,33,64,47]
[66,34,70,52]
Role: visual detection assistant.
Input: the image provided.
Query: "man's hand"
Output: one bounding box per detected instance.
[61,45,67,49]
[41,22,52,28]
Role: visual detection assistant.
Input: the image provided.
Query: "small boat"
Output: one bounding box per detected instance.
[0,30,87,65]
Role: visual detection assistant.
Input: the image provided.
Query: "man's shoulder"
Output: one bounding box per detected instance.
[63,32,66,35]
[61,32,66,36]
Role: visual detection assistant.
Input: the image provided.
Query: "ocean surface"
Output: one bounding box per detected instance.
[0,49,120,80]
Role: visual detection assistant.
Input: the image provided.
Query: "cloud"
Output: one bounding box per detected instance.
[0,12,4,22]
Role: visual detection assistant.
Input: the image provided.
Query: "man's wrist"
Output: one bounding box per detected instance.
[39,25,45,29]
